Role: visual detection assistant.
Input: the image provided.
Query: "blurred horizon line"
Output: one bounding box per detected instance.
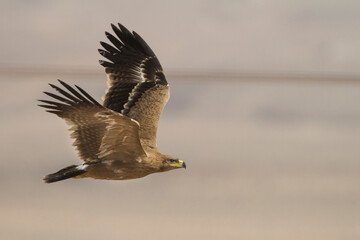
[1,65,360,83]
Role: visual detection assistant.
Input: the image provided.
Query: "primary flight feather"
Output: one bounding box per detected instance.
[39,23,185,183]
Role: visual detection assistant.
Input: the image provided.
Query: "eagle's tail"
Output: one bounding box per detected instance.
[43,164,88,183]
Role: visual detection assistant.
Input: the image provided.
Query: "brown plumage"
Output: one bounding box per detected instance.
[39,23,185,183]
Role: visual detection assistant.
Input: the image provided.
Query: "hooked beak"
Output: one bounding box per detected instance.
[180,160,186,169]
[170,160,186,169]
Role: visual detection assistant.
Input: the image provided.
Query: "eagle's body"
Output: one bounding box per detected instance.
[39,23,185,183]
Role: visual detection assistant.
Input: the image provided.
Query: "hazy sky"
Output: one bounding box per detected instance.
[1,2,360,239]
[1,0,360,74]
[2,76,360,240]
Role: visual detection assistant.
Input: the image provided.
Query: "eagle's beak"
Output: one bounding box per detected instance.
[170,160,186,169]
[180,160,186,169]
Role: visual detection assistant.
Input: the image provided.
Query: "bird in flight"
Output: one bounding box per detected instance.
[38,23,185,183]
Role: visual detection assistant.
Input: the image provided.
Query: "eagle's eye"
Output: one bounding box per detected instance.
[169,159,178,163]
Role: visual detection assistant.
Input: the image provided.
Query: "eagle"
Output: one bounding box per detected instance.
[38,23,186,183]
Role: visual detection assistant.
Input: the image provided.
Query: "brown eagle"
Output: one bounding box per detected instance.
[38,23,185,183]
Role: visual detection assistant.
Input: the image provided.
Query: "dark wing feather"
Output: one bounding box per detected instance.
[38,80,146,163]
[99,23,168,115]
[98,23,170,149]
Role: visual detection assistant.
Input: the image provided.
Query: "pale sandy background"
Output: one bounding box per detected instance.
[1,1,360,240]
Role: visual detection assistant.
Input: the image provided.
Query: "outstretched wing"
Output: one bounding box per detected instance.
[99,23,169,149]
[38,80,146,163]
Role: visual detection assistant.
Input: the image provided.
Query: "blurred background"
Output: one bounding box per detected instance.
[1,1,360,239]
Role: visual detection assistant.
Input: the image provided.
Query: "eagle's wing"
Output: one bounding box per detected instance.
[38,80,146,163]
[99,23,169,149]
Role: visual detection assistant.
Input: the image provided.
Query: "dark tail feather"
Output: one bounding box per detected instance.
[43,165,87,183]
